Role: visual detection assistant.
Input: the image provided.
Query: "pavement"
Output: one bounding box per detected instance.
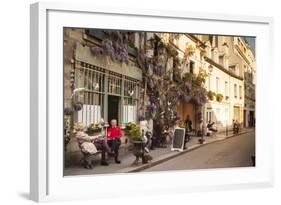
[64,128,255,176]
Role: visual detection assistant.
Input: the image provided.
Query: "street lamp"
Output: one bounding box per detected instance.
[71,87,86,99]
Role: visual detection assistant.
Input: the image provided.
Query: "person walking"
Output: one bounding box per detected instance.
[185,115,193,133]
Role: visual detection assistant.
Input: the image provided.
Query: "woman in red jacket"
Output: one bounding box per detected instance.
[107,119,122,164]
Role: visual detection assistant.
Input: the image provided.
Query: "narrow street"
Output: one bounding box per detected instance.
[144,131,255,172]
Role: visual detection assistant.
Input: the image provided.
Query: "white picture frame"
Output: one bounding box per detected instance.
[30,2,274,202]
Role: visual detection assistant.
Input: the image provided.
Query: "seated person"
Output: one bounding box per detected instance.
[74,123,99,169]
[74,123,112,167]
[207,121,218,133]
[107,119,122,164]
[140,120,153,153]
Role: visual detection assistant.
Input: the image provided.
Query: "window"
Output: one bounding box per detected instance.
[229,65,236,73]
[189,61,195,74]
[225,81,229,97]
[123,77,140,123]
[75,62,105,126]
[239,85,242,99]
[108,71,122,95]
[234,84,237,98]
[219,55,224,66]
[216,77,219,93]
[206,110,212,123]
[207,75,211,91]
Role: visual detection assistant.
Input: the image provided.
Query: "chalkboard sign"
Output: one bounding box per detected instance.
[171,128,185,152]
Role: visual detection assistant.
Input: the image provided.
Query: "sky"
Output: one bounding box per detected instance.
[244,37,256,53]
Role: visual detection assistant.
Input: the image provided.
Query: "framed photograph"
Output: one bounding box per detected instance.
[30,2,274,202]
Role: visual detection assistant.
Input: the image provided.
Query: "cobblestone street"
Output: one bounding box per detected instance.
[145,131,255,172]
[64,129,254,176]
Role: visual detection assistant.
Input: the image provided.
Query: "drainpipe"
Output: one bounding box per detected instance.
[202,104,206,136]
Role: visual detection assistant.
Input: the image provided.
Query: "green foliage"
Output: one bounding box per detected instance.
[125,121,137,130]
[128,123,143,141]
[177,120,186,128]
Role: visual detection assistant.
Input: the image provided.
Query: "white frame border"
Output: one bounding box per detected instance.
[30,2,274,202]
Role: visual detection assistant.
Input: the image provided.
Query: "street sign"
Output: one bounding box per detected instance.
[171,128,185,152]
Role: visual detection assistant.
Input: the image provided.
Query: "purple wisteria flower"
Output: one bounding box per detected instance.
[185,82,192,91]
[175,114,181,121]
[153,64,164,76]
[183,95,192,103]
[102,39,115,56]
[146,103,157,111]
[138,115,145,121]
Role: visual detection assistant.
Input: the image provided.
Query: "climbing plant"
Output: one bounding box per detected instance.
[136,34,208,127]
[90,31,130,64]
[89,31,208,128]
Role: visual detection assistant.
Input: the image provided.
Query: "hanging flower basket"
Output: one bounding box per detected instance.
[64,107,73,116]
[185,43,196,57]
[216,93,224,102]
[207,91,215,101]
[73,102,83,111]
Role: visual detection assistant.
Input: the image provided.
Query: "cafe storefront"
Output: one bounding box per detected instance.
[73,42,142,128]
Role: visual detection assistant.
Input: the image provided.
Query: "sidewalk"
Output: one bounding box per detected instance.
[64,128,254,176]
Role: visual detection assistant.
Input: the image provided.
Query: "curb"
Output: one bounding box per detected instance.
[120,129,253,173]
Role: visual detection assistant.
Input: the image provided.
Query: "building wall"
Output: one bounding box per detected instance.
[203,35,246,131]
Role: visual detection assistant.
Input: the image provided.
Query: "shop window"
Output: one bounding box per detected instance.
[108,71,122,95]
[74,61,140,126]
[123,77,139,123]
[75,62,105,126]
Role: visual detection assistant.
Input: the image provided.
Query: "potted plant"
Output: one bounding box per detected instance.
[177,120,186,129]
[128,124,143,142]
[127,123,151,164]
[198,138,205,144]
[87,123,102,135]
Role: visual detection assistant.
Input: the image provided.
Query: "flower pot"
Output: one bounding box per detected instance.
[198,138,204,144]
[87,127,102,135]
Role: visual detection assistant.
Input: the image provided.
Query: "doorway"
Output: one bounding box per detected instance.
[249,111,254,127]
[108,95,120,124]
